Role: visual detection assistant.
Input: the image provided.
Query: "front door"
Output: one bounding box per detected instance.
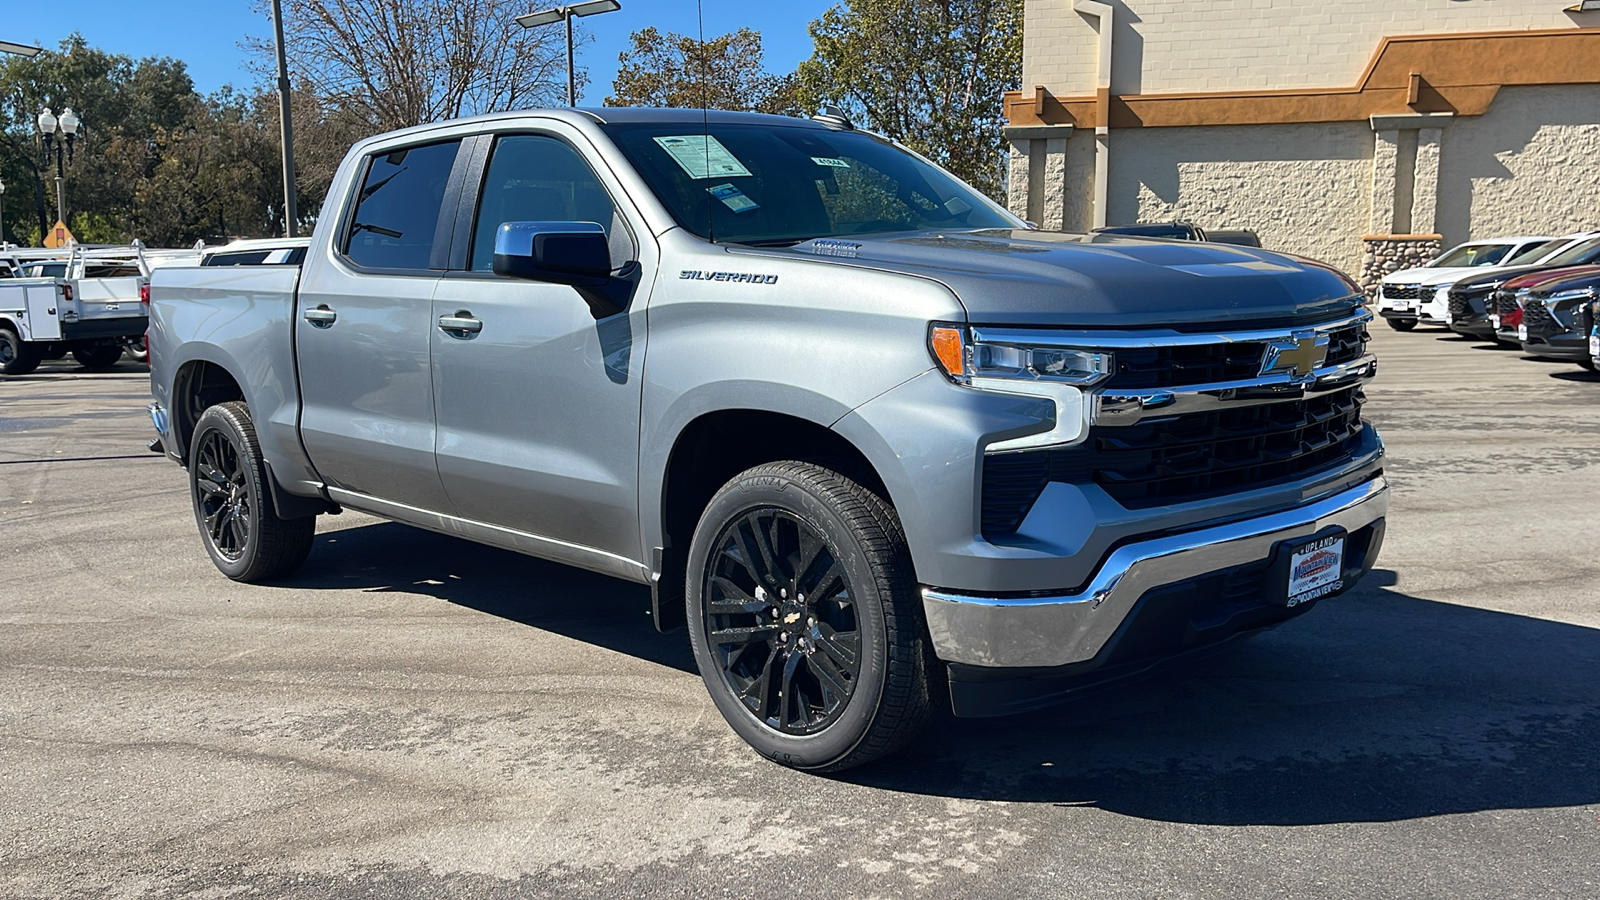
[296,138,464,513]
[430,130,651,565]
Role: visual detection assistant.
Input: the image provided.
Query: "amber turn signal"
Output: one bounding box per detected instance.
[929,325,967,380]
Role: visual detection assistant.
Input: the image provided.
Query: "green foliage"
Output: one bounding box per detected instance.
[607,27,802,116]
[797,0,1023,200]
[0,34,284,246]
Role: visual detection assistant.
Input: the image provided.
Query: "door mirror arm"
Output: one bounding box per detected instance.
[576,261,639,320]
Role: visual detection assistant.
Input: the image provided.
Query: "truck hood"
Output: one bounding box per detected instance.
[776,229,1361,327]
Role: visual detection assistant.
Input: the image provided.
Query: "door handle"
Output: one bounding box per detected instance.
[438,312,483,336]
[303,305,337,327]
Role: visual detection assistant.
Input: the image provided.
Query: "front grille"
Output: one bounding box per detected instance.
[1522,298,1558,334]
[1103,321,1368,390]
[1448,289,1484,323]
[981,386,1367,534]
[1493,292,1520,318]
[1384,284,1425,300]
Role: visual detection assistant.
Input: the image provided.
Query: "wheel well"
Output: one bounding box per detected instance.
[172,361,245,463]
[653,410,891,631]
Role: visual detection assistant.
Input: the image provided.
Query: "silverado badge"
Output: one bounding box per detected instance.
[1260,331,1329,381]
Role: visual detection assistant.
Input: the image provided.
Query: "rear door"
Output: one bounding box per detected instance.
[296,137,467,513]
[429,127,652,564]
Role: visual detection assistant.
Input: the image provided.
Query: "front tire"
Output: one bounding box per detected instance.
[686,461,933,773]
[188,401,316,582]
[0,329,40,375]
[72,341,124,370]
[1385,318,1418,332]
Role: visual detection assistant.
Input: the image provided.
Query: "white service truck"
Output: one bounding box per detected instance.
[0,243,176,374]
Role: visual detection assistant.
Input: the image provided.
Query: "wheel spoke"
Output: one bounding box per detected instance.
[775,648,804,730]
[794,529,827,591]
[740,644,781,717]
[709,624,780,646]
[807,649,853,708]
[744,512,784,584]
[814,622,859,670]
[706,576,766,616]
[228,510,248,550]
[205,505,228,541]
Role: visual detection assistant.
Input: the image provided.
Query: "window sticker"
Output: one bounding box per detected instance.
[708,183,760,213]
[811,156,851,168]
[652,135,753,180]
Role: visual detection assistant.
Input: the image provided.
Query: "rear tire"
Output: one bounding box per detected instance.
[1385,318,1418,332]
[72,341,124,370]
[686,461,933,773]
[188,401,316,582]
[0,329,40,375]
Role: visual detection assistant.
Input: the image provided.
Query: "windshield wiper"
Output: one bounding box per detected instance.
[733,236,828,248]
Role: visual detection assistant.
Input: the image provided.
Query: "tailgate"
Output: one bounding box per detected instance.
[71,276,144,320]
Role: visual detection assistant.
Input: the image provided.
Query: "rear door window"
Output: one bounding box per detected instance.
[343,139,463,271]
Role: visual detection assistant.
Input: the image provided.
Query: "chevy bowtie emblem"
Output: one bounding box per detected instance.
[1260,331,1329,381]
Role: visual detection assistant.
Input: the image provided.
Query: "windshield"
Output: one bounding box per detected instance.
[1504,239,1566,266]
[20,262,67,279]
[1429,243,1512,267]
[1542,236,1600,267]
[600,121,1016,244]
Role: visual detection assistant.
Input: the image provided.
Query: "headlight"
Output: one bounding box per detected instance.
[929,325,1110,452]
[928,325,1112,386]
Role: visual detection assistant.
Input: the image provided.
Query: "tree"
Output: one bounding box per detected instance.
[798,0,1022,199]
[250,0,576,135]
[607,27,801,116]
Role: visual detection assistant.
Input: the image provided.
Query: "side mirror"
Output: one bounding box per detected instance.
[492,221,611,287]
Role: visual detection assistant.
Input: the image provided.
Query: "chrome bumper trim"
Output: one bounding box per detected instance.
[921,476,1389,669]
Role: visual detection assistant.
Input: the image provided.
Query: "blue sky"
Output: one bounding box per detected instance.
[6,0,834,103]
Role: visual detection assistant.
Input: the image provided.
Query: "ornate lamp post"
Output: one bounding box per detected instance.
[37,106,80,227]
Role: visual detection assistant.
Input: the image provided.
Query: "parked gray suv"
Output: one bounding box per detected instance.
[147,109,1388,771]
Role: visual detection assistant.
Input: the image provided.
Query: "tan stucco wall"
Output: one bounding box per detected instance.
[1101,122,1375,272]
[1436,85,1600,248]
[1024,0,1594,97]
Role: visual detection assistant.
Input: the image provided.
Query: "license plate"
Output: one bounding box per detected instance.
[1518,323,1529,342]
[1590,334,1599,358]
[1390,301,1411,310]
[1285,533,1345,608]
[1490,314,1500,328]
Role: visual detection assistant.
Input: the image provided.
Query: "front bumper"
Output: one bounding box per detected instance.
[1520,332,1588,361]
[921,476,1388,670]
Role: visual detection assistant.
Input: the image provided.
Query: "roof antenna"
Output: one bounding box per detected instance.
[698,0,714,243]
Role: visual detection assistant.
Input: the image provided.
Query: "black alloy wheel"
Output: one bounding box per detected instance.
[703,507,863,735]
[195,425,251,561]
[687,461,933,773]
[188,401,316,581]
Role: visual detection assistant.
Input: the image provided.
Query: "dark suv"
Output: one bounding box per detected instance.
[1450,235,1600,343]
[1506,266,1600,369]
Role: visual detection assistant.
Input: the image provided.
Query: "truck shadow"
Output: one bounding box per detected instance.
[844,570,1600,825]
[281,520,693,674]
[278,524,1600,826]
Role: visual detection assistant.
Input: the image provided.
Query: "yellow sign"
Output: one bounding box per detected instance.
[43,220,74,249]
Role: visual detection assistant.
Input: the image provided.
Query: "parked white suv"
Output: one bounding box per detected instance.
[1375,234,1587,331]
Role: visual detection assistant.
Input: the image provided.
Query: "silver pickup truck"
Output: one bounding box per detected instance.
[147,108,1388,771]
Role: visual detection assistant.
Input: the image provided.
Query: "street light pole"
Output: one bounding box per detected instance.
[37,106,78,230]
[0,179,7,245]
[271,0,299,238]
[515,0,622,106]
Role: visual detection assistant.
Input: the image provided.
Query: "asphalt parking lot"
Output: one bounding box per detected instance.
[2,325,1598,899]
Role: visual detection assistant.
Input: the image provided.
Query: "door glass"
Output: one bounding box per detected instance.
[470,134,629,272]
[343,139,462,270]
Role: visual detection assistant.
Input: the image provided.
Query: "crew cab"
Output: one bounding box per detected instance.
[0,244,158,374]
[1377,234,1575,331]
[147,109,1389,771]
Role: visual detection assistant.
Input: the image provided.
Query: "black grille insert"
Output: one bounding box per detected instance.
[1521,298,1558,334]
[1102,321,1367,390]
[1384,284,1425,300]
[982,386,1366,535]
